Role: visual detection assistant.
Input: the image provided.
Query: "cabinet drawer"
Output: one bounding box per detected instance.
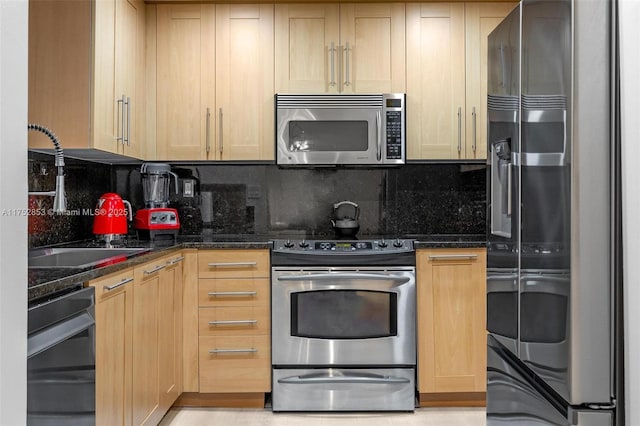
[89,268,134,301]
[198,335,271,393]
[198,250,270,279]
[198,278,269,307]
[199,306,270,336]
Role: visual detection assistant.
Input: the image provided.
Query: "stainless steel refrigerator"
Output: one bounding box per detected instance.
[486,0,623,424]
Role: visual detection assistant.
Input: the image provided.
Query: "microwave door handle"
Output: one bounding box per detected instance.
[376,110,382,161]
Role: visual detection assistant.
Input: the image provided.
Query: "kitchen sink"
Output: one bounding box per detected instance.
[28,247,151,269]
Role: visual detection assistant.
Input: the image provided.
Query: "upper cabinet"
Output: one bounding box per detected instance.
[94,0,146,159]
[275,3,405,94]
[407,2,516,160]
[28,0,146,159]
[153,4,274,161]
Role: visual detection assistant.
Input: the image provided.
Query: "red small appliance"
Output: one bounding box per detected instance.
[134,163,180,240]
[93,193,132,243]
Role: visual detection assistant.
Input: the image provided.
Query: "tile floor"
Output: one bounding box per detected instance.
[159,407,486,426]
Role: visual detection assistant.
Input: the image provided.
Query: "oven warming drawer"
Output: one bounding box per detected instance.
[272,368,415,412]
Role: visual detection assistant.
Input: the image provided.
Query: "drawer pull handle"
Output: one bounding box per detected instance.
[208,291,257,297]
[207,262,257,268]
[144,264,166,275]
[208,320,257,326]
[103,277,133,291]
[209,348,257,354]
[168,256,185,265]
[428,254,478,261]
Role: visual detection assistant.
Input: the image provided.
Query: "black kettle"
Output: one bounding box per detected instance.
[331,201,360,237]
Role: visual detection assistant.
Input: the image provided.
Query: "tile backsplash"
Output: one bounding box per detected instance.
[28,152,486,248]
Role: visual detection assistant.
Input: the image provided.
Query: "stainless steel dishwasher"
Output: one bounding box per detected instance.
[27,285,96,425]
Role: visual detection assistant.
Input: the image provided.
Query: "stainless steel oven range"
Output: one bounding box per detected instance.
[271,239,416,412]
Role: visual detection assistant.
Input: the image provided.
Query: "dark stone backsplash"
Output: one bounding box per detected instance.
[29,151,486,248]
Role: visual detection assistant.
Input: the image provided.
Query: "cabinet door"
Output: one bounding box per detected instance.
[417,249,487,394]
[132,263,161,425]
[216,5,274,160]
[407,3,465,159]
[339,3,405,93]
[159,255,184,412]
[116,0,145,159]
[275,4,340,93]
[156,4,215,160]
[465,2,517,160]
[91,270,134,426]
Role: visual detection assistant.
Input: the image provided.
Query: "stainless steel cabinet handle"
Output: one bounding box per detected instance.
[208,320,257,326]
[376,110,382,161]
[168,256,185,265]
[329,42,336,87]
[218,108,223,154]
[209,348,257,354]
[144,264,166,275]
[206,107,211,154]
[103,277,133,291]
[344,41,351,87]
[278,373,410,385]
[207,262,257,268]
[126,96,131,146]
[208,291,257,297]
[472,106,477,153]
[277,273,410,284]
[117,95,125,144]
[457,106,462,152]
[428,254,478,261]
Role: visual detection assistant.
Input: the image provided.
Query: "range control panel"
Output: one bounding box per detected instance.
[273,239,414,254]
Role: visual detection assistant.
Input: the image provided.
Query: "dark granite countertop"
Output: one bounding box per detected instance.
[28,233,486,304]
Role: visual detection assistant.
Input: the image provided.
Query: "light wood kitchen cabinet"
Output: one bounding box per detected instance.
[275,3,405,94]
[416,248,487,405]
[90,269,134,426]
[131,252,184,425]
[407,2,515,160]
[195,250,271,394]
[28,0,145,158]
[154,4,273,161]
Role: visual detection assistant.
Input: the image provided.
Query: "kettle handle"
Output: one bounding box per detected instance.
[333,201,359,220]
[123,200,133,221]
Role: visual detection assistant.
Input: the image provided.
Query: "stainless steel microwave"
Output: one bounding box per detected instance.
[275,93,405,166]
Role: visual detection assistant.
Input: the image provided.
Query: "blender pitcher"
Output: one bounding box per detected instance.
[140,163,179,208]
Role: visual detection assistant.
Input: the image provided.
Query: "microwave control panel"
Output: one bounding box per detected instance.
[386,110,403,159]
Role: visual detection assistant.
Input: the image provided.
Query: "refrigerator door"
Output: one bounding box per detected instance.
[486,268,518,354]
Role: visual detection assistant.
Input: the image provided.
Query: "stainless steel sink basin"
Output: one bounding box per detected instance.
[28,247,151,269]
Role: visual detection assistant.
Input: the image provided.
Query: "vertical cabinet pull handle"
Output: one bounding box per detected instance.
[218,108,223,155]
[344,41,351,87]
[125,96,131,146]
[457,107,462,153]
[206,107,211,154]
[329,42,336,88]
[117,96,125,144]
[472,106,477,153]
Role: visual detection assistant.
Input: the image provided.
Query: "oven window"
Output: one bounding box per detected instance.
[288,121,368,152]
[291,290,397,339]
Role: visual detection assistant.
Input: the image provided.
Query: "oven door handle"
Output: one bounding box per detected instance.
[276,273,410,284]
[278,373,410,385]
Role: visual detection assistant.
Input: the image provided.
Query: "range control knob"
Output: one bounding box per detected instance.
[299,240,309,248]
[378,240,388,248]
[393,239,404,248]
[283,240,295,248]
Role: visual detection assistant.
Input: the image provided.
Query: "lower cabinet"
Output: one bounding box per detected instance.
[416,248,487,406]
[90,251,184,426]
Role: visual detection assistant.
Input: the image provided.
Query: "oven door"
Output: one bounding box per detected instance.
[271,267,416,366]
[276,107,381,166]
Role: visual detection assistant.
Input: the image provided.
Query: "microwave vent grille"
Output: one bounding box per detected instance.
[276,94,384,109]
